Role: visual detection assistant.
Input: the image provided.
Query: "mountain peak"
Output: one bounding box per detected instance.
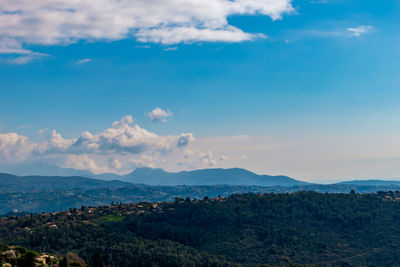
[121,167,307,186]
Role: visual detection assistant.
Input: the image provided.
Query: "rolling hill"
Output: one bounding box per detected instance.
[337,179,400,186]
[120,167,308,186]
[3,192,400,266]
[0,173,130,192]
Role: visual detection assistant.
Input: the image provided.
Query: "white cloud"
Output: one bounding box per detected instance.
[64,154,110,174]
[109,157,122,169]
[310,0,328,4]
[6,54,46,64]
[0,38,32,54]
[199,151,213,159]
[0,115,194,172]
[3,125,400,181]
[199,151,217,166]
[219,155,228,161]
[184,150,194,158]
[0,38,48,64]
[290,24,376,41]
[137,26,265,44]
[0,0,294,58]
[36,130,77,154]
[147,107,173,122]
[0,132,36,162]
[175,149,220,168]
[75,58,92,64]
[128,155,155,168]
[135,45,151,49]
[347,25,374,37]
[163,47,178,51]
[111,115,134,128]
[70,115,193,154]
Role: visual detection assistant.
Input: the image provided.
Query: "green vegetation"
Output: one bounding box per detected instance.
[2,191,400,266]
[97,215,126,222]
[4,170,400,217]
[0,243,62,266]
[4,181,400,216]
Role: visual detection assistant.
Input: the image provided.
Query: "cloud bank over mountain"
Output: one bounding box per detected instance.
[0,115,197,174]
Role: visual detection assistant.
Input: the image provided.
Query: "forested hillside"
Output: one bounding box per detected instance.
[2,191,400,266]
[0,173,130,192]
[3,180,400,215]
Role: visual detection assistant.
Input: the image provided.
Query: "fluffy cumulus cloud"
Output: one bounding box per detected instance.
[36,130,77,154]
[147,107,173,122]
[177,150,225,168]
[65,154,110,174]
[0,132,36,162]
[0,115,195,173]
[0,0,294,61]
[128,155,156,169]
[47,115,191,154]
[199,151,217,166]
[109,157,122,169]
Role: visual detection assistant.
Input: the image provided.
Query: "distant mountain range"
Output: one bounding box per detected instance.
[0,163,307,186]
[118,167,308,186]
[1,165,400,189]
[0,167,306,192]
[2,167,400,215]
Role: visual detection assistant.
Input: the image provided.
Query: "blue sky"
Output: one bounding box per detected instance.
[0,0,399,181]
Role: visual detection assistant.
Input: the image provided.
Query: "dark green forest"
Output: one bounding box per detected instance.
[2,191,400,266]
[4,181,400,216]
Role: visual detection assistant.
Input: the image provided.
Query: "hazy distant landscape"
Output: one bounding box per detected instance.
[3,167,400,266]
[2,168,400,215]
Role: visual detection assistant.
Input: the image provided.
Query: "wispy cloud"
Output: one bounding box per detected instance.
[135,45,151,49]
[7,54,48,64]
[0,38,48,64]
[347,25,374,37]
[310,0,328,4]
[163,47,178,51]
[75,58,92,65]
[0,40,32,55]
[287,23,376,42]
